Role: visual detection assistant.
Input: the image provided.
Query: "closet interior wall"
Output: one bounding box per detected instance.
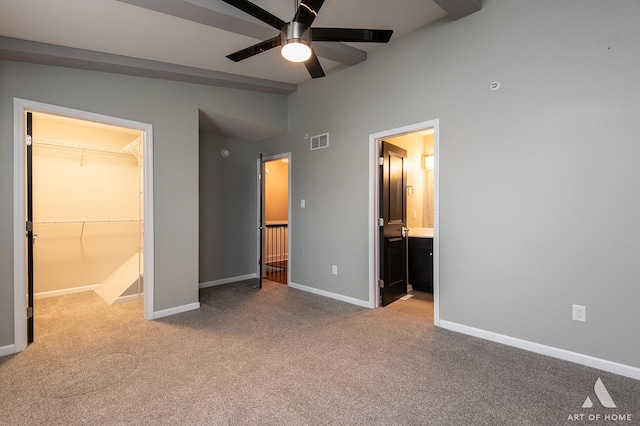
[32,113,143,298]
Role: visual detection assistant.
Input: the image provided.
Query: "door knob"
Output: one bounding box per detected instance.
[401,227,409,237]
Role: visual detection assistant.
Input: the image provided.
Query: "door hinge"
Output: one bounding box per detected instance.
[27,307,33,319]
[26,135,32,147]
[378,279,384,288]
[26,221,33,232]
[378,218,384,227]
[378,157,384,166]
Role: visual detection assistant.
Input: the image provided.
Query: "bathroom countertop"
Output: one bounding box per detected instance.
[408,227,434,238]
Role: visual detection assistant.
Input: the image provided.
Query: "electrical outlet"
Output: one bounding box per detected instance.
[332,265,338,275]
[572,304,586,322]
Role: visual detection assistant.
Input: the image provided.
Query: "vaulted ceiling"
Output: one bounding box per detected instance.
[0,0,480,94]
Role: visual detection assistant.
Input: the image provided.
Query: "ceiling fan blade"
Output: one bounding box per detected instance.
[220,0,286,30]
[226,36,282,62]
[304,49,325,78]
[311,28,393,43]
[293,0,325,28]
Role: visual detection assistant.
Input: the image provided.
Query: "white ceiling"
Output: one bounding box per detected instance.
[0,0,449,85]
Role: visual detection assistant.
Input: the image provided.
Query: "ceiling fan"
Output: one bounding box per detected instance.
[221,0,393,78]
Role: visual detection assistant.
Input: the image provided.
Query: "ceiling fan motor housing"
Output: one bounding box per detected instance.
[281,22,312,62]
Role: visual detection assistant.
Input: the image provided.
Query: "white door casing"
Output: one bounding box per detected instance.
[12,98,155,353]
[368,119,439,324]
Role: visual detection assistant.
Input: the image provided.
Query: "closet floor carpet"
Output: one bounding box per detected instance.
[1,280,639,425]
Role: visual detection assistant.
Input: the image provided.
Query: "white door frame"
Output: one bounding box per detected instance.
[368,119,440,325]
[13,98,155,353]
[257,152,292,284]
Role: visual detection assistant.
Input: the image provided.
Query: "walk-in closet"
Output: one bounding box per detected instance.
[31,112,144,305]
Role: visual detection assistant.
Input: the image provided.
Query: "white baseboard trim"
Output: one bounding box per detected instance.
[199,274,257,289]
[113,293,143,304]
[439,320,640,380]
[0,344,16,357]
[153,302,200,319]
[35,284,100,300]
[289,281,370,308]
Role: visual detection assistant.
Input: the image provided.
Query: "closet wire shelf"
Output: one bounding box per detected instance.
[32,137,143,160]
[33,220,142,240]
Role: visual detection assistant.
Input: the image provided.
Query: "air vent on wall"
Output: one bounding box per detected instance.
[310,133,329,151]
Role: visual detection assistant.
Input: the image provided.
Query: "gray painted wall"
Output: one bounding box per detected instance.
[0,61,286,347]
[258,0,640,368]
[199,132,259,283]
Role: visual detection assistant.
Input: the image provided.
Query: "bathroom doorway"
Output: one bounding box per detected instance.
[382,130,435,311]
[369,120,439,324]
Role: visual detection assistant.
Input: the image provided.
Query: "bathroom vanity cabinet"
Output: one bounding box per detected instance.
[408,236,433,293]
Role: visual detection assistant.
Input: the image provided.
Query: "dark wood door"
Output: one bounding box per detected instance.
[379,141,408,306]
[26,111,34,342]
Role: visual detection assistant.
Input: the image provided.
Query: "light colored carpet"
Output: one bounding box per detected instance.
[1,280,638,425]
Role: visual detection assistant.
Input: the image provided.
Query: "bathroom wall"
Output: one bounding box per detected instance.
[423,133,434,228]
[387,133,426,230]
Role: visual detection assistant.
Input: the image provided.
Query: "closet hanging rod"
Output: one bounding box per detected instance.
[32,137,140,157]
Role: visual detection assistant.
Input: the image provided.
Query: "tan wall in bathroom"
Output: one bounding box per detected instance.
[423,134,434,228]
[387,133,425,230]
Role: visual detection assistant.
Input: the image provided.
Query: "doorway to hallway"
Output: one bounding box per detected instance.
[260,154,291,285]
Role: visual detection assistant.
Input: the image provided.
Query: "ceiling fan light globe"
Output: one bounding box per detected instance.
[281,40,312,63]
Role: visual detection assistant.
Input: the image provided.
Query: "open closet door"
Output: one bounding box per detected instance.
[26,111,34,343]
[258,153,264,289]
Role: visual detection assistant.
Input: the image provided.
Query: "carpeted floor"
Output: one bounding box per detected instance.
[1,279,638,425]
